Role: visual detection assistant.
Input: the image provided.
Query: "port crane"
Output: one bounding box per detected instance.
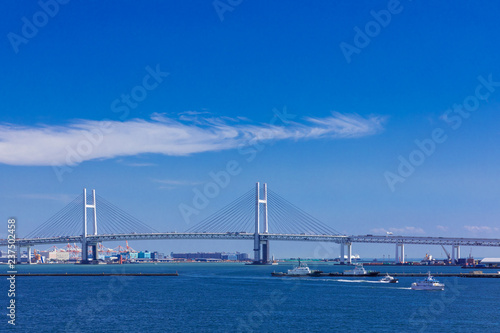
[32,249,42,263]
[441,245,451,264]
[125,240,136,252]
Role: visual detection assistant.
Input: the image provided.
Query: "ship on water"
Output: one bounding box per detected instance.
[343,263,379,276]
[271,259,322,277]
[411,272,445,290]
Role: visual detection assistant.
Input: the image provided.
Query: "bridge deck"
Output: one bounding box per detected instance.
[2,233,500,247]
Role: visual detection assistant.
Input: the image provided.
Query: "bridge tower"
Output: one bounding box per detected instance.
[81,188,99,264]
[254,182,269,264]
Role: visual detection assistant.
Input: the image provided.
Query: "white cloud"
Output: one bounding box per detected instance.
[436,225,449,231]
[16,193,75,203]
[124,162,157,167]
[0,112,385,166]
[464,225,500,233]
[153,179,202,187]
[370,226,426,235]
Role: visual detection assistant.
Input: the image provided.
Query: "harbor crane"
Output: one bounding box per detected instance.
[441,245,451,264]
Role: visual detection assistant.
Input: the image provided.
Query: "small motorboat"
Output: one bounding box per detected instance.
[379,274,398,283]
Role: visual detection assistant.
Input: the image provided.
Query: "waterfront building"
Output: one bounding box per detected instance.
[171,252,249,261]
[138,251,151,259]
[151,252,165,260]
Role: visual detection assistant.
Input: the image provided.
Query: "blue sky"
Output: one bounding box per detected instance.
[1,1,500,258]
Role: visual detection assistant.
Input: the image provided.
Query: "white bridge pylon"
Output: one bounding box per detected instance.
[254,182,269,264]
[82,188,98,263]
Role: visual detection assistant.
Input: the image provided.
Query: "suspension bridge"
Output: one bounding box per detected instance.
[2,183,500,264]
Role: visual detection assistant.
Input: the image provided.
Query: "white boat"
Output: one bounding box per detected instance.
[343,264,379,276]
[411,272,445,290]
[379,274,398,283]
[271,259,324,277]
[286,259,311,276]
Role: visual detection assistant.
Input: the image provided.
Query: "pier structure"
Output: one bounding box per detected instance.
[451,245,461,265]
[339,242,353,265]
[5,182,500,264]
[395,243,405,264]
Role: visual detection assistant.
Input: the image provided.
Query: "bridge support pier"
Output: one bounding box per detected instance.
[253,237,260,263]
[91,244,98,261]
[27,246,32,264]
[395,243,405,264]
[395,243,398,264]
[401,243,405,263]
[81,242,100,264]
[261,240,269,264]
[339,242,352,264]
[16,246,21,264]
[451,245,460,265]
[346,243,352,264]
[82,241,88,262]
[340,243,345,265]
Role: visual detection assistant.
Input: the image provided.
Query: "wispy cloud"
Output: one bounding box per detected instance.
[371,226,426,235]
[464,225,500,233]
[179,110,211,116]
[152,179,203,187]
[115,158,157,167]
[0,112,386,166]
[125,162,158,167]
[436,225,449,232]
[15,193,75,203]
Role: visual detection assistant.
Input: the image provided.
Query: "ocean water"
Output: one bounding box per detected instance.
[1,262,500,332]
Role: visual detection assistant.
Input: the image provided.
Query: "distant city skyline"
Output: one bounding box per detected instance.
[1,1,500,258]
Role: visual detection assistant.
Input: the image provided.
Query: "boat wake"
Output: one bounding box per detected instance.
[337,279,386,284]
[334,279,412,290]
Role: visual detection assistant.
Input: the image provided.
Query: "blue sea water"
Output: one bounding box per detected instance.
[1,263,499,332]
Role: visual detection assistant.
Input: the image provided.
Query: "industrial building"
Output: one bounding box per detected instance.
[39,251,70,262]
[480,258,500,267]
[171,252,249,261]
